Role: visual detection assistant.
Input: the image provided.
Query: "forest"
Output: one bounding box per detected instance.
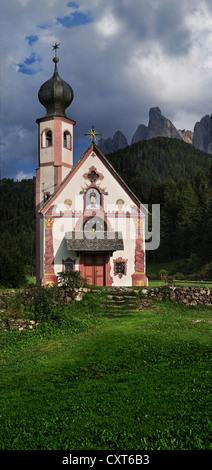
[0,177,36,287]
[0,137,212,286]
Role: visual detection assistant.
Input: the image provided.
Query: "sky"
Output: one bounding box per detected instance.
[1,0,212,180]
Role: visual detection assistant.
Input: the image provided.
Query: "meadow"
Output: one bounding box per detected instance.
[0,290,211,451]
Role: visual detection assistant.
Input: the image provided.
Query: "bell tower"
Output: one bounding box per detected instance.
[36,44,75,283]
[36,44,75,206]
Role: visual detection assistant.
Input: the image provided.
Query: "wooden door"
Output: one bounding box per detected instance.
[83,253,105,286]
[84,254,94,285]
[95,253,105,286]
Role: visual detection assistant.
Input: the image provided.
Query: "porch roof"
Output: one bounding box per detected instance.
[65,231,124,252]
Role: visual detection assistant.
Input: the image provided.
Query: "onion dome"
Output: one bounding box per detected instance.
[38,50,74,118]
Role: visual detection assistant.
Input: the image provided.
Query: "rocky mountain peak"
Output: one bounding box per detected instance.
[132,107,182,144]
[178,129,193,145]
[193,114,212,153]
[97,107,212,155]
[98,130,128,154]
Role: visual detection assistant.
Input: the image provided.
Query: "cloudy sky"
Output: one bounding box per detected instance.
[1,0,212,180]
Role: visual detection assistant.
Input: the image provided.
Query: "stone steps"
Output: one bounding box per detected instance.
[102,288,140,313]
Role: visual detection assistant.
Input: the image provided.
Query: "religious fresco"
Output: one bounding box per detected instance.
[64,199,72,212]
[116,198,125,212]
[85,188,101,209]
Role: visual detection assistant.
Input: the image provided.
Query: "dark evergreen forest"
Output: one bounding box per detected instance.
[0,177,36,286]
[1,137,212,286]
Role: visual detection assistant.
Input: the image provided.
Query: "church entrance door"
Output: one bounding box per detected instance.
[83,253,105,286]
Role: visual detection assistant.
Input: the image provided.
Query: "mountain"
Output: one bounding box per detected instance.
[99,107,184,155]
[177,129,193,144]
[98,108,212,156]
[132,107,182,144]
[98,130,128,154]
[193,114,212,154]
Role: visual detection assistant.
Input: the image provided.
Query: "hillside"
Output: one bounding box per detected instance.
[106,137,212,201]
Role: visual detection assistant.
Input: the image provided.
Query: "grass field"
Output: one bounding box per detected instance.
[148,281,212,287]
[0,292,211,451]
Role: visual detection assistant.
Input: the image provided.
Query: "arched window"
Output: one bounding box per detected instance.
[64,131,71,149]
[45,130,52,147]
[41,129,52,148]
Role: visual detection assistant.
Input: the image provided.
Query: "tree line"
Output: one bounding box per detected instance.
[0,177,35,287]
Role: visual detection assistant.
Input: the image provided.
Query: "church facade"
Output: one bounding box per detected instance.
[36,51,148,287]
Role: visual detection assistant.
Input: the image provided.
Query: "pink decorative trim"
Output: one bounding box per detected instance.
[54,120,62,165]
[36,168,41,284]
[40,162,73,168]
[82,166,104,183]
[42,218,57,285]
[106,253,113,286]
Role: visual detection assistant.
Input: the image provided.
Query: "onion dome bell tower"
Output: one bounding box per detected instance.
[38,54,74,118]
[36,44,76,209]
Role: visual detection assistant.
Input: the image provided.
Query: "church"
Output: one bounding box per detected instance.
[36,47,148,287]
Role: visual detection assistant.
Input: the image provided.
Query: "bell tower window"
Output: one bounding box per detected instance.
[64,131,71,149]
[41,129,53,148]
[46,130,52,147]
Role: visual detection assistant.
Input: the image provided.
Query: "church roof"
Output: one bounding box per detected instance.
[39,143,147,214]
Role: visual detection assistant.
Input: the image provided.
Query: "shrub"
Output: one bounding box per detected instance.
[148,273,157,280]
[200,262,212,280]
[173,272,185,280]
[159,269,169,283]
[57,270,88,290]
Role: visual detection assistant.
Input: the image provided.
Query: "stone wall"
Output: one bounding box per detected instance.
[103,285,212,306]
[138,285,212,306]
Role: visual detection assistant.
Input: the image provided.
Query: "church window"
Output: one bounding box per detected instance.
[115,262,125,274]
[63,258,75,272]
[45,130,52,147]
[64,131,71,149]
[65,261,74,272]
[41,129,52,148]
[114,257,127,278]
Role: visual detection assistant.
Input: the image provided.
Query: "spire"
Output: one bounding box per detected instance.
[52,42,60,74]
[38,44,74,118]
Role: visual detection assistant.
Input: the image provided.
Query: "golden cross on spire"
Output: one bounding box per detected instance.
[85,126,101,143]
